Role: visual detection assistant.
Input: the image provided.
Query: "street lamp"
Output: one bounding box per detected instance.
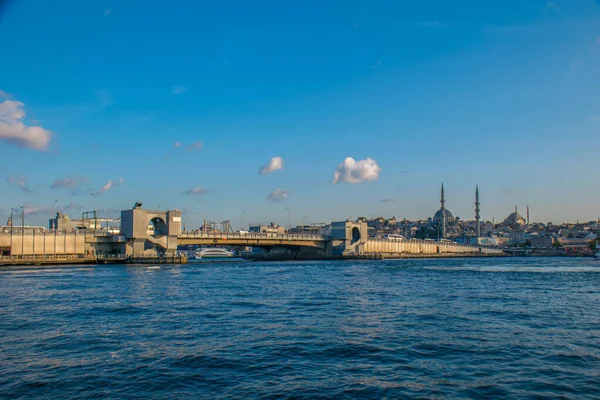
[240,210,246,232]
[285,208,291,232]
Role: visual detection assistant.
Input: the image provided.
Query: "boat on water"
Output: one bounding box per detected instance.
[194,248,234,259]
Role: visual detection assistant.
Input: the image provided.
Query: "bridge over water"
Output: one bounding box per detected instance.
[177,231,328,250]
[0,205,505,260]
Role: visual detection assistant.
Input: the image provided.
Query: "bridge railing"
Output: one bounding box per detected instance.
[178,231,327,241]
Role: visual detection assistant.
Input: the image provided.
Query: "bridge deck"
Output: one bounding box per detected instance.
[177,232,328,249]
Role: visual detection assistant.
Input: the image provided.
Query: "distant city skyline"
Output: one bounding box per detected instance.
[1,0,599,227]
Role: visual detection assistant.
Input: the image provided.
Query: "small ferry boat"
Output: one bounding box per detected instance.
[194,248,234,259]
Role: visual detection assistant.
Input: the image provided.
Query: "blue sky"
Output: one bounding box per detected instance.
[1,0,599,228]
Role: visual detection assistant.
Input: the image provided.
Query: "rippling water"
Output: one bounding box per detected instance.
[1,257,600,399]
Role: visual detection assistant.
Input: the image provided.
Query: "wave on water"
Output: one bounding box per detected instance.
[1,257,599,399]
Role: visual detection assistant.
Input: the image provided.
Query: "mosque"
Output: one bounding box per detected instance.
[432,183,527,239]
[432,183,455,238]
[501,206,527,227]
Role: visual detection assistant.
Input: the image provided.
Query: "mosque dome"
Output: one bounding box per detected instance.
[434,208,454,222]
[505,211,525,225]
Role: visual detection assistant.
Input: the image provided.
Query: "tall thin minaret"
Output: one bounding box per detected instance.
[526,205,530,225]
[440,183,446,239]
[475,185,481,238]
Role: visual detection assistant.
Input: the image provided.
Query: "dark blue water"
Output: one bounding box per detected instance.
[1,258,600,399]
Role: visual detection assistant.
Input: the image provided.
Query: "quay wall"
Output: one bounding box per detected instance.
[0,232,86,256]
[363,239,503,255]
[0,231,123,256]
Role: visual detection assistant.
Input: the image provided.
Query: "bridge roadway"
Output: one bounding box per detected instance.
[177,231,328,250]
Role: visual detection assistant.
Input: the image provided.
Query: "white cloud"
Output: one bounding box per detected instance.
[7,175,32,192]
[23,204,51,216]
[596,36,600,44]
[259,156,284,175]
[546,1,559,11]
[104,9,111,16]
[183,186,209,195]
[332,157,381,184]
[0,90,10,99]
[186,141,203,151]
[172,85,186,95]
[20,202,81,216]
[381,198,395,203]
[0,99,53,151]
[173,141,203,151]
[267,188,290,203]
[98,177,124,194]
[51,176,89,190]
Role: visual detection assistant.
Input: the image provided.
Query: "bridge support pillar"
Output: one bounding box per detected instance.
[121,204,182,256]
[330,221,368,256]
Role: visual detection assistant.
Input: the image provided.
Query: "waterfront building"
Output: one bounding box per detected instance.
[249,223,285,235]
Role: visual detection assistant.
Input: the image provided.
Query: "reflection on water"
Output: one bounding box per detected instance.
[1,257,599,399]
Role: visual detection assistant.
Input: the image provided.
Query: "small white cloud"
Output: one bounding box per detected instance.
[7,175,32,192]
[22,204,51,216]
[186,141,203,151]
[381,198,395,203]
[104,9,111,16]
[0,99,53,151]
[546,1,559,11]
[173,141,182,149]
[332,157,381,184]
[183,186,209,195]
[596,36,600,43]
[172,85,186,95]
[0,90,10,99]
[98,177,124,194]
[267,189,290,203]
[51,176,88,190]
[22,203,78,216]
[259,156,284,175]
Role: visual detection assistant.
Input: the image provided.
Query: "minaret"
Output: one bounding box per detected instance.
[440,183,446,239]
[526,205,530,225]
[475,185,481,238]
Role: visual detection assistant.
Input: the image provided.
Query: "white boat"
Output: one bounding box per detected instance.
[194,248,234,259]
